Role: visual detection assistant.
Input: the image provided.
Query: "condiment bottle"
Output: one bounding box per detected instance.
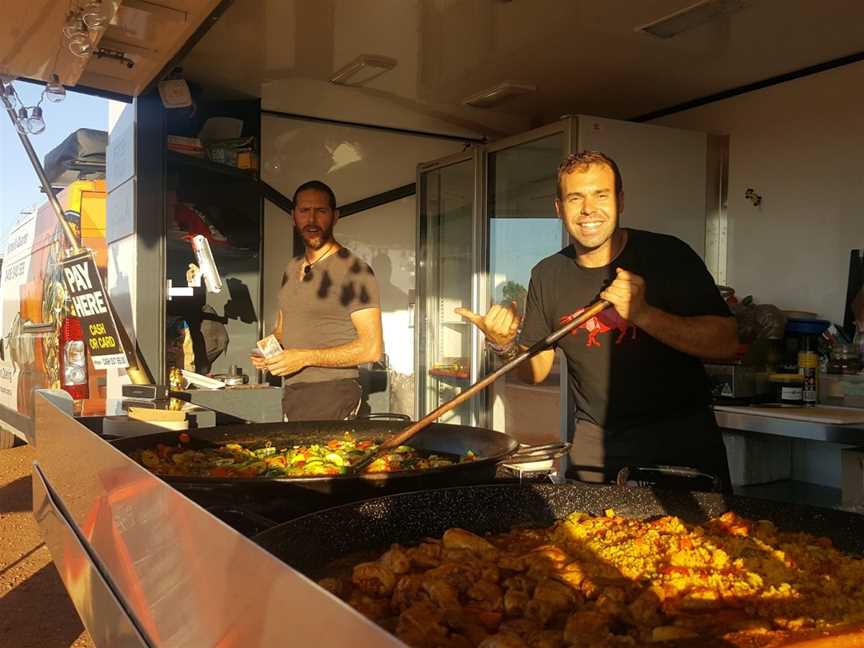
[798,334,818,407]
[769,373,804,405]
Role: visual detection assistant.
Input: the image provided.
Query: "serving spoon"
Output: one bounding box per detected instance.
[350,299,611,474]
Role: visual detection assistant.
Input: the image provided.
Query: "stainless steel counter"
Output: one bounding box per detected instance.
[714,405,864,444]
[32,389,402,648]
[172,385,283,423]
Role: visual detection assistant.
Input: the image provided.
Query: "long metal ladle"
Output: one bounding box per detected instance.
[350,299,612,474]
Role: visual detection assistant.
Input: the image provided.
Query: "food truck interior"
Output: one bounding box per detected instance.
[3,1,864,646]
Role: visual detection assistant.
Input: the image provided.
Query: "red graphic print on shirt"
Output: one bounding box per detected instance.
[560,307,637,348]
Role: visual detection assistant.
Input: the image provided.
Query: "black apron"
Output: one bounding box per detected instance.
[567,406,731,491]
[281,379,362,421]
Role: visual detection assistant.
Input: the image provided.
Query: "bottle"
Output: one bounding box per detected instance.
[798,334,818,407]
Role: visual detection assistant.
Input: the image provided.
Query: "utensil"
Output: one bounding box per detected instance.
[350,299,611,473]
[180,369,226,389]
[501,442,569,465]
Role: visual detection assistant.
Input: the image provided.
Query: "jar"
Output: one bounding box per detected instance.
[827,343,862,375]
[769,373,804,405]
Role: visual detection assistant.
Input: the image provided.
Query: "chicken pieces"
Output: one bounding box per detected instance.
[321,511,864,648]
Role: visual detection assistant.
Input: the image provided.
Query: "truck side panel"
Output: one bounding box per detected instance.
[0,180,109,440]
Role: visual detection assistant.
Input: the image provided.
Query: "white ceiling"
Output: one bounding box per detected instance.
[180,0,864,128]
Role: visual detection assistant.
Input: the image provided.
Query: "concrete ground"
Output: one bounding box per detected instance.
[0,443,95,648]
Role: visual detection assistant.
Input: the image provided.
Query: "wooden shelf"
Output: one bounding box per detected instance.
[167,150,258,181]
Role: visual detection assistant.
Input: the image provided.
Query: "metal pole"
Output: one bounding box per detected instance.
[0,83,154,385]
[0,86,81,253]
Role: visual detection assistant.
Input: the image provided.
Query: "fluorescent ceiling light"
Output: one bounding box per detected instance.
[635,0,754,39]
[462,81,536,108]
[329,55,397,86]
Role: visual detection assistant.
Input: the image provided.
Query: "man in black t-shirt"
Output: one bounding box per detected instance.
[457,151,738,487]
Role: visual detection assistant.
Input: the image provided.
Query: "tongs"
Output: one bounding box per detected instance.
[350,299,611,474]
[504,442,570,465]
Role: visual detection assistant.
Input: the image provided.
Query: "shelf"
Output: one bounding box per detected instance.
[166,233,252,257]
[167,150,258,181]
[429,369,469,382]
[734,479,841,510]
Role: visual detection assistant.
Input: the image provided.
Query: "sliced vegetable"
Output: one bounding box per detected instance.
[131,434,473,479]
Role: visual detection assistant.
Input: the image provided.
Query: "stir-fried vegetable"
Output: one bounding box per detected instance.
[132,433,477,478]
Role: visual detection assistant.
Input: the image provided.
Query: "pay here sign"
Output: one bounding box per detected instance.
[60,251,130,370]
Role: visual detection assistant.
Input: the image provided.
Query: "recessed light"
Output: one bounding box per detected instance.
[635,0,753,39]
[329,55,397,86]
[462,81,536,108]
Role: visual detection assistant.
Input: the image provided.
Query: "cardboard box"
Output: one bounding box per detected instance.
[127,407,186,423]
[237,151,258,170]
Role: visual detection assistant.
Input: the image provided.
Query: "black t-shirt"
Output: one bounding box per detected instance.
[519,228,731,432]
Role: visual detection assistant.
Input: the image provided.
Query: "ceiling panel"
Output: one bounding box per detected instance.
[178,0,864,127]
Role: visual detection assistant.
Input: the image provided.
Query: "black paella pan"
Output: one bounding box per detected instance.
[251,481,864,577]
[109,418,564,525]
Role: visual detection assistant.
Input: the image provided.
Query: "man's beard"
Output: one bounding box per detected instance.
[297,224,334,250]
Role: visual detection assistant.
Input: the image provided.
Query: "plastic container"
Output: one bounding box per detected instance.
[819,372,864,408]
[769,373,804,405]
[827,343,863,375]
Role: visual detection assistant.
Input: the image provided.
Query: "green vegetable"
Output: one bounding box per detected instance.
[133,433,470,478]
[324,452,345,466]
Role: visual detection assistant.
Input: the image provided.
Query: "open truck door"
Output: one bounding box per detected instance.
[1,1,227,100]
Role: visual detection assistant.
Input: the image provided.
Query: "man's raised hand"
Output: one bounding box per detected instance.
[454,301,521,347]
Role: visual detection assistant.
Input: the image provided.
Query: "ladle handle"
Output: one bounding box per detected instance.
[351,299,611,474]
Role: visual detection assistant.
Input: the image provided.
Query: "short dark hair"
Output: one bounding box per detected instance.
[292,180,337,211]
[556,151,623,200]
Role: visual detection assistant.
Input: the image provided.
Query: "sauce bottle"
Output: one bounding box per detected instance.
[798,334,818,407]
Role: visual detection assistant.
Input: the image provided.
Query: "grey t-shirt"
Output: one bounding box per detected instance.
[278,247,380,385]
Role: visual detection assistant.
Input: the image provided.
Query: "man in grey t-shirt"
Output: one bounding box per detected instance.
[251,181,383,420]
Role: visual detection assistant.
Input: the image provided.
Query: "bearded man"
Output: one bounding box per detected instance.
[252,181,383,420]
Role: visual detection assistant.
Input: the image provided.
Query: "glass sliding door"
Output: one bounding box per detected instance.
[486,129,566,444]
[417,154,478,425]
